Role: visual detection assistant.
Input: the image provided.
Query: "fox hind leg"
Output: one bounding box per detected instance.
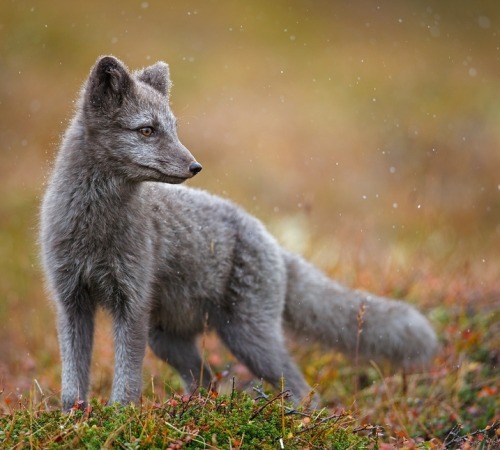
[148,326,213,392]
[215,314,316,407]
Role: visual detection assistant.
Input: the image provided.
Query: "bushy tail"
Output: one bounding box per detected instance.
[282,252,437,369]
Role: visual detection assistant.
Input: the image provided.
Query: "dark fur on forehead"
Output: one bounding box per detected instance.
[86,56,133,111]
[136,62,171,96]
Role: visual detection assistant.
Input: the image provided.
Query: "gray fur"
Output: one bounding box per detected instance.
[40,56,437,411]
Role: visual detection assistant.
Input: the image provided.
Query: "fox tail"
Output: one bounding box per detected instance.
[283,252,437,368]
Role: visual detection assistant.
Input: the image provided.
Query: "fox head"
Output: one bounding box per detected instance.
[81,55,202,184]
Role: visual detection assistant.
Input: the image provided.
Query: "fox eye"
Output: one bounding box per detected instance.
[138,126,154,137]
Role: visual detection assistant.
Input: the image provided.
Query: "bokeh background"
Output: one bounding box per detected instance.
[1,0,499,408]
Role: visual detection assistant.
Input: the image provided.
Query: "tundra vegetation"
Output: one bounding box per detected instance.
[0,1,498,448]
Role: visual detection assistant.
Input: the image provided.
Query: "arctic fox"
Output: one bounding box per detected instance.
[40,56,437,411]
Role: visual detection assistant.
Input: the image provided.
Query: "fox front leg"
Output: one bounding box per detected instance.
[108,305,149,406]
[57,301,97,411]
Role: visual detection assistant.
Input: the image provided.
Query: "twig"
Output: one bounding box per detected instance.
[229,376,236,412]
[354,303,366,401]
[369,360,409,439]
[252,386,311,419]
[294,413,348,436]
[250,388,290,420]
[443,420,500,448]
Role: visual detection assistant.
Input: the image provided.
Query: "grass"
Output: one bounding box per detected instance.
[1,0,499,448]
[2,392,373,449]
[1,324,499,449]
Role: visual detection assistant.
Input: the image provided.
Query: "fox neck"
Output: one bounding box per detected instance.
[54,126,146,238]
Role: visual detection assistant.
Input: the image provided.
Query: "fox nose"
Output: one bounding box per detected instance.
[189,161,203,176]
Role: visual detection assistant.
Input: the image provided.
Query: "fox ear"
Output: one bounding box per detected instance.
[137,62,171,96]
[86,56,133,110]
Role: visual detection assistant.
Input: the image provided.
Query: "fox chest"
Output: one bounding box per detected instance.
[51,233,155,307]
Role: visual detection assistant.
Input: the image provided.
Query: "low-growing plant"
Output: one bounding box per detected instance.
[0,390,374,449]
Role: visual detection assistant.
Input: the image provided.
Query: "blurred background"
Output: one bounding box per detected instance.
[0,0,498,403]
